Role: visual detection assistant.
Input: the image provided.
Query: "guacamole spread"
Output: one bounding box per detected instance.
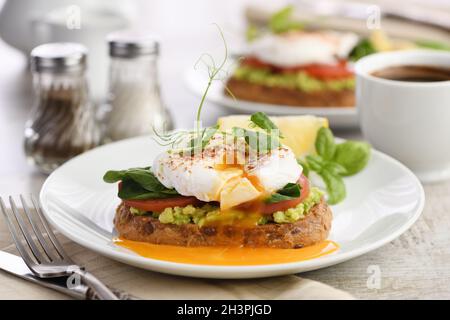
[130,187,324,226]
[233,66,355,92]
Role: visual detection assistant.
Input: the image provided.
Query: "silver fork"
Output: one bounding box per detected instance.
[0,195,119,300]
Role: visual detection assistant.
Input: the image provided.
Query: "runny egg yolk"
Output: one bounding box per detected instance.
[214,153,267,211]
[152,133,302,211]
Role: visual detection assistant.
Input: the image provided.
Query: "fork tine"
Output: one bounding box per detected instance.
[0,197,37,271]
[30,195,73,262]
[8,196,47,264]
[20,195,59,262]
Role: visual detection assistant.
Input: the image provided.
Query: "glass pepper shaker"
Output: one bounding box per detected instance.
[24,43,100,174]
[101,31,173,143]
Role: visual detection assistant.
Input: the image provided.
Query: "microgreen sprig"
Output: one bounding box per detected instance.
[153,24,234,152]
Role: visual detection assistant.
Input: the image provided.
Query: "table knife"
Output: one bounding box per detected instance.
[0,250,138,300]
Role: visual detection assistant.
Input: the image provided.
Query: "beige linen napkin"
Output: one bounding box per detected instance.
[0,221,353,300]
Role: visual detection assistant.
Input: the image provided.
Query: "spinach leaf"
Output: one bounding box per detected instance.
[103,167,179,200]
[118,178,177,200]
[127,170,169,192]
[104,167,165,191]
[333,141,371,176]
[315,127,336,160]
[103,167,151,183]
[265,183,301,204]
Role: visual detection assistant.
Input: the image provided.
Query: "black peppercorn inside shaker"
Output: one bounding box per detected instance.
[24,43,100,174]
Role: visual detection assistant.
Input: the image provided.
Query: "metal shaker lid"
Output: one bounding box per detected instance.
[30,42,88,73]
[107,30,159,58]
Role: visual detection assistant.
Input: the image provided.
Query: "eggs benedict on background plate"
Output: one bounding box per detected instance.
[226,6,358,107]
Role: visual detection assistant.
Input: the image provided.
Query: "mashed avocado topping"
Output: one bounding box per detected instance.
[129,187,324,226]
[233,66,355,92]
[272,187,323,223]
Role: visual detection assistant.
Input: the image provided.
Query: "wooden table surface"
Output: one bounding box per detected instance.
[1,2,450,299]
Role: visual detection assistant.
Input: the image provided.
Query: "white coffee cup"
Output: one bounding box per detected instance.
[355,50,450,183]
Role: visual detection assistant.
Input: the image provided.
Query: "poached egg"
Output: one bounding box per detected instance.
[249,30,359,68]
[153,133,302,210]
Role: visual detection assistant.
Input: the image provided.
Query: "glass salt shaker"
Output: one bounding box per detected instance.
[101,31,173,143]
[24,43,100,174]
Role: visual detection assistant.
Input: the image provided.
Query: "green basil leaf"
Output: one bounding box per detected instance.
[315,127,336,160]
[269,5,303,34]
[323,161,347,176]
[297,158,310,177]
[333,141,371,176]
[320,170,346,205]
[305,154,324,172]
[233,127,280,153]
[265,183,301,204]
[250,112,281,135]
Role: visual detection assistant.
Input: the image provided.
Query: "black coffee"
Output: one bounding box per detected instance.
[371,65,450,82]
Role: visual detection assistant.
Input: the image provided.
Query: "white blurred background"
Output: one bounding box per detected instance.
[0,0,449,194]
[1,0,449,126]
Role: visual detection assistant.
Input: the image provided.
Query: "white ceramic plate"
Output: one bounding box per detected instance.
[184,68,358,128]
[40,136,424,279]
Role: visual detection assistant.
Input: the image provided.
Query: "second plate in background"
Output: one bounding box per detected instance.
[184,67,358,128]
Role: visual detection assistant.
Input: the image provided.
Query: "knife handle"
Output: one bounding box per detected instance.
[86,287,140,300]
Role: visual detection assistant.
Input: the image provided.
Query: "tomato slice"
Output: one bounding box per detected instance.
[241,56,353,80]
[120,174,310,214]
[301,63,353,80]
[124,196,204,213]
[260,174,310,214]
[118,181,204,212]
[241,56,273,69]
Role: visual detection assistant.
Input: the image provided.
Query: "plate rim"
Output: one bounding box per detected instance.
[39,135,425,279]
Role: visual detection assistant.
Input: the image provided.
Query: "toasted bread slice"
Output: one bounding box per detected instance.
[225,77,354,107]
[114,199,332,248]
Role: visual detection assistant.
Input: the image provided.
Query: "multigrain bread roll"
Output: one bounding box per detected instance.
[225,78,355,107]
[114,199,332,249]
